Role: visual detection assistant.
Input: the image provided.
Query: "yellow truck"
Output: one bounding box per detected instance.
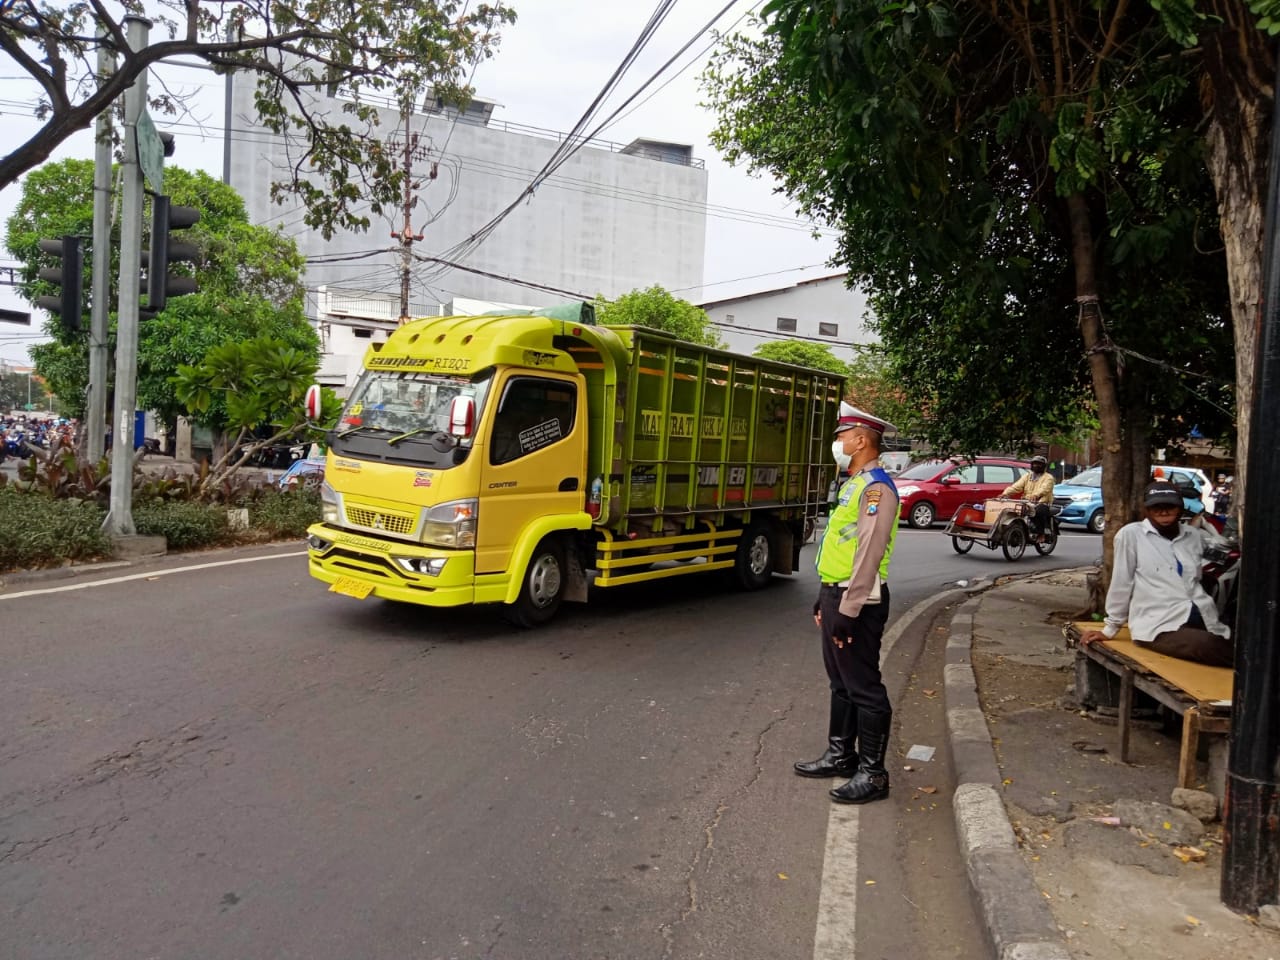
[306,302,845,625]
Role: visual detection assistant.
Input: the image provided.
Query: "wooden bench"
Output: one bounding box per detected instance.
[1066,622,1233,789]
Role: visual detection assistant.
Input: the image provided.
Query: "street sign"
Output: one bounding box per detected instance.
[0,308,31,325]
[136,109,164,192]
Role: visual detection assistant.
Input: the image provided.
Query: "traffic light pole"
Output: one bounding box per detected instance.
[104,15,149,539]
[1221,42,1280,915]
[86,33,116,463]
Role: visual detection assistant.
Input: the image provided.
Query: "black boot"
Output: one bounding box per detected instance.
[794,693,858,778]
[830,709,891,804]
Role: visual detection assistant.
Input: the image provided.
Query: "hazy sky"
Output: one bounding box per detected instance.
[0,0,842,365]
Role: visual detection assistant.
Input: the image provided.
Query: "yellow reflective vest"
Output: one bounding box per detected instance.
[816,466,898,584]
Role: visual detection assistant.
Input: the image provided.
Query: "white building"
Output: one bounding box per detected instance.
[699,273,874,363]
[227,83,708,311]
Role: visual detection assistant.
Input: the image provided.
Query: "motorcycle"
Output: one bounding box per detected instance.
[1200,534,1241,632]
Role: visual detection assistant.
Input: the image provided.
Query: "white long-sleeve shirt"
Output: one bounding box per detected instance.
[1101,519,1230,642]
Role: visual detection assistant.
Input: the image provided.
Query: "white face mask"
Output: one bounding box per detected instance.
[831,439,852,472]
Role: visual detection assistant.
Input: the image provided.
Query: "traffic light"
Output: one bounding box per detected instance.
[35,236,84,333]
[145,194,199,314]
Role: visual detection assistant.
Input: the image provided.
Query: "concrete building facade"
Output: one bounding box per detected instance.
[227,82,709,311]
[698,274,874,363]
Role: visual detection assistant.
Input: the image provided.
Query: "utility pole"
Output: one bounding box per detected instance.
[86,32,116,463]
[1221,43,1280,916]
[104,14,149,539]
[390,112,423,323]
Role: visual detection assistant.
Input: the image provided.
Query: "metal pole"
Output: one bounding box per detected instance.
[1221,42,1280,915]
[87,32,115,463]
[104,15,150,539]
[222,22,234,184]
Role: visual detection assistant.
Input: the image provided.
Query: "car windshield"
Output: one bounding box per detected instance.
[897,460,946,481]
[1069,467,1102,487]
[331,371,493,468]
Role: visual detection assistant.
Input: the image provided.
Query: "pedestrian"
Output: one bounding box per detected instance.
[794,402,900,804]
[1080,480,1232,667]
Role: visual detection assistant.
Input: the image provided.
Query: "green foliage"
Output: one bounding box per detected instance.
[170,335,340,490]
[7,162,316,420]
[249,488,322,538]
[131,501,230,549]
[0,369,52,412]
[0,486,111,571]
[752,340,849,375]
[704,3,1232,459]
[596,286,725,347]
[0,3,515,237]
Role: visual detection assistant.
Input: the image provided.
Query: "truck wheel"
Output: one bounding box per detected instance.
[1087,509,1105,534]
[504,538,566,627]
[733,524,775,590]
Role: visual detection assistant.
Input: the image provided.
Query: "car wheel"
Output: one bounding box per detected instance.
[1002,522,1027,561]
[1087,509,1105,535]
[908,501,936,529]
[951,536,973,555]
[733,524,775,590]
[504,538,566,627]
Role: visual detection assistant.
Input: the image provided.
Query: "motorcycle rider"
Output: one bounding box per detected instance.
[1000,455,1055,541]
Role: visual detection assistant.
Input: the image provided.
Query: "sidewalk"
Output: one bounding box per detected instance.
[944,568,1278,960]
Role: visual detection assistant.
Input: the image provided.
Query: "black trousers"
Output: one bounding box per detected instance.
[819,583,892,718]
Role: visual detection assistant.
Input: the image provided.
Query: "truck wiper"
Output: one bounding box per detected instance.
[387,428,456,449]
[336,424,393,439]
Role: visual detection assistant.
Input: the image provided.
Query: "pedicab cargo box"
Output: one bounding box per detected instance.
[982,499,1029,523]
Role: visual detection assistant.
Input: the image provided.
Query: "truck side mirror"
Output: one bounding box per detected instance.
[449,396,475,438]
[304,383,323,422]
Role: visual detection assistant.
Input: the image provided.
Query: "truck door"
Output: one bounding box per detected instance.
[476,373,587,575]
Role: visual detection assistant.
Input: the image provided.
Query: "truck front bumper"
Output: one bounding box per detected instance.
[306,523,476,607]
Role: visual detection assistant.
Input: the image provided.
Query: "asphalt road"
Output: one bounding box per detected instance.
[0,527,1099,960]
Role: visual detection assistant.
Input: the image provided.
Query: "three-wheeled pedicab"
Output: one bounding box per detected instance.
[942,498,1062,561]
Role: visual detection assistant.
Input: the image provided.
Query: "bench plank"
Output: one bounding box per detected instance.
[1068,621,1233,790]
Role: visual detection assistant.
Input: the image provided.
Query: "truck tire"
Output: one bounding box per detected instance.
[733,524,775,590]
[504,538,566,627]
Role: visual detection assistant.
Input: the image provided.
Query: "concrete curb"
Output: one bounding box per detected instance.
[944,592,1073,960]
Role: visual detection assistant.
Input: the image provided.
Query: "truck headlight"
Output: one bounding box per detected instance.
[320,481,340,523]
[393,557,448,576]
[422,498,478,548]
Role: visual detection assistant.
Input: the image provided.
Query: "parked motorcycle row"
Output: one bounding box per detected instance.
[0,416,74,464]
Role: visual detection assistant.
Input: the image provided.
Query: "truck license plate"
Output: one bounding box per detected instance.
[329,576,374,600]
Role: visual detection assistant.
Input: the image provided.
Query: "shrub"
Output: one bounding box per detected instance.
[249,488,321,538]
[0,487,111,571]
[132,501,231,549]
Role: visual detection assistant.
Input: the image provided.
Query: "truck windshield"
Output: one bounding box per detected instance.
[331,371,492,468]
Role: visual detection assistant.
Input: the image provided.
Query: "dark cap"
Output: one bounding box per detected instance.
[1143,481,1183,508]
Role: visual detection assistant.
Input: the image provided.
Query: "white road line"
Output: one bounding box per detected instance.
[0,550,308,601]
[811,588,965,959]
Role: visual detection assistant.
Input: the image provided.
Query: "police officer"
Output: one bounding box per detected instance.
[794,403,900,804]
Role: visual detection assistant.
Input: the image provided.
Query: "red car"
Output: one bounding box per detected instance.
[894,457,1032,528]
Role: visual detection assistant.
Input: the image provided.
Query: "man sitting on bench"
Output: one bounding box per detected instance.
[1080,480,1233,667]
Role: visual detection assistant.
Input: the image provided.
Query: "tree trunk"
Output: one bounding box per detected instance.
[1201,7,1274,526]
[1066,192,1132,590]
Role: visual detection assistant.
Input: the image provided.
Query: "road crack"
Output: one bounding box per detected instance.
[658,704,793,959]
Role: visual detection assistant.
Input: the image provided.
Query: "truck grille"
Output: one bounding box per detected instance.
[346,506,416,535]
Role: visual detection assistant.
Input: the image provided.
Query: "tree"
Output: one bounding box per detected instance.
[705,3,1234,583]
[752,339,849,375]
[0,369,52,412]
[596,286,725,347]
[0,1,514,238]
[170,336,341,492]
[6,161,317,422]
